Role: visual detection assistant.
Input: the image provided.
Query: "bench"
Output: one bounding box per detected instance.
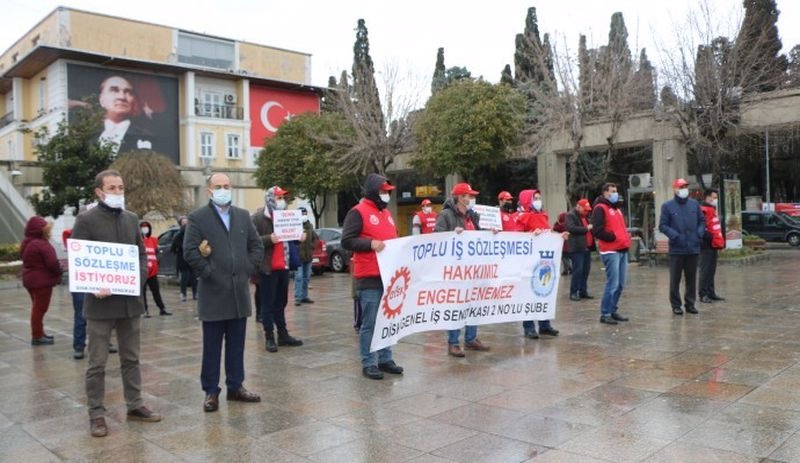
[646,240,669,267]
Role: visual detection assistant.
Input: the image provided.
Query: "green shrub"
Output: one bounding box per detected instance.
[742,234,764,241]
[0,243,20,262]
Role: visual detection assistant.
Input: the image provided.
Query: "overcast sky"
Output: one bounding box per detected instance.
[2,0,799,105]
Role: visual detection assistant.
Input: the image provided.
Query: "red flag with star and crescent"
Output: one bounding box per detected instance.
[249,86,320,147]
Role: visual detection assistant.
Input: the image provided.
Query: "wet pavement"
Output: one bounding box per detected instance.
[1,247,800,462]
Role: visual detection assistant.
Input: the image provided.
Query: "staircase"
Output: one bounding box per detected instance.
[0,173,33,244]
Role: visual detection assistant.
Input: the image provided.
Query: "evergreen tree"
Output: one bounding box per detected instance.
[445,66,472,83]
[660,85,678,107]
[578,34,593,109]
[632,48,656,110]
[734,0,787,92]
[514,7,551,86]
[321,75,339,113]
[352,19,384,132]
[500,64,514,86]
[788,44,800,87]
[431,47,447,95]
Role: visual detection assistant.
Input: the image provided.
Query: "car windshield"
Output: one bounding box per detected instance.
[778,213,800,224]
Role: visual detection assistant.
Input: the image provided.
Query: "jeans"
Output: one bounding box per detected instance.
[669,254,698,309]
[357,288,392,368]
[447,326,478,345]
[72,292,86,352]
[201,318,246,395]
[179,268,197,299]
[600,251,628,316]
[698,249,718,298]
[294,261,312,301]
[569,250,592,296]
[260,271,289,333]
[522,319,552,334]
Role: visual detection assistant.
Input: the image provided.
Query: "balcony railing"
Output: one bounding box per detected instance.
[0,112,14,130]
[195,104,243,120]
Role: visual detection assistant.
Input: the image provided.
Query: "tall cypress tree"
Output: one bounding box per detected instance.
[431,47,447,95]
[352,19,384,131]
[514,7,551,86]
[734,0,787,92]
[633,48,656,110]
[500,64,514,86]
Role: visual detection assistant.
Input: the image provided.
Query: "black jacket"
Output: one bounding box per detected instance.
[565,208,593,252]
[434,198,480,232]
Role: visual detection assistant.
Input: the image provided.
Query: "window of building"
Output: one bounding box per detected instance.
[177,32,235,69]
[200,132,214,158]
[200,91,222,117]
[226,134,240,159]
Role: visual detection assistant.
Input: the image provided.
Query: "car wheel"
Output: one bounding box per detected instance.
[330,252,346,272]
[788,233,800,247]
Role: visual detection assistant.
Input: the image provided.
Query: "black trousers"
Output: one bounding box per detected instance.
[200,318,246,394]
[698,249,719,298]
[669,254,698,310]
[143,276,165,312]
[260,270,289,334]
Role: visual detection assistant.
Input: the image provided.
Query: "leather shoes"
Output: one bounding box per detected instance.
[277,332,303,347]
[672,307,684,315]
[159,309,172,316]
[539,327,560,336]
[580,294,595,299]
[448,344,465,357]
[31,337,54,345]
[300,298,314,303]
[524,330,539,339]
[378,360,403,375]
[569,294,581,301]
[204,393,219,412]
[127,406,161,422]
[227,387,261,402]
[700,295,712,304]
[363,366,384,380]
[265,334,278,353]
[611,313,629,322]
[685,306,699,314]
[600,315,618,325]
[465,339,490,351]
[710,294,725,301]
[90,417,108,437]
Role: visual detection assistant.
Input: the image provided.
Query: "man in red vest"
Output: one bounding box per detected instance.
[591,183,631,325]
[341,174,404,380]
[412,199,437,235]
[498,191,522,231]
[699,188,725,303]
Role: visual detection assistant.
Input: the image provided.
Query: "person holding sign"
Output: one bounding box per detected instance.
[252,186,304,353]
[517,189,563,338]
[341,174,405,380]
[412,199,438,235]
[71,170,161,438]
[435,182,490,357]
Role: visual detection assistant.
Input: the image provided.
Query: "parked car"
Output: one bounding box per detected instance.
[316,227,351,272]
[312,239,328,275]
[741,211,800,246]
[157,226,180,276]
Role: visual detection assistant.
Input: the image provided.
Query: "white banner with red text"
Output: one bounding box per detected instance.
[372,231,562,351]
[67,238,141,296]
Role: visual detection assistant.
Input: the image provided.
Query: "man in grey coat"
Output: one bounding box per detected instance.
[71,169,161,438]
[183,172,264,412]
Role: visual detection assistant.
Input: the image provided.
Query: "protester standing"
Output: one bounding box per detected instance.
[140,221,170,317]
[699,189,726,304]
[412,199,438,235]
[565,198,595,301]
[171,216,197,302]
[21,216,62,346]
[294,207,319,306]
[591,183,631,325]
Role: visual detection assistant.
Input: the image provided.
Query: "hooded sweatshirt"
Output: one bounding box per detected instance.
[21,216,62,289]
[516,189,550,232]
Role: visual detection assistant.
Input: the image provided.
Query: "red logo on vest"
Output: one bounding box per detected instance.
[382,267,411,319]
[369,214,380,225]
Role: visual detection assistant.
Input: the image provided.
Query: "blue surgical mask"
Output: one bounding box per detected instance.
[609,192,619,204]
[211,188,232,206]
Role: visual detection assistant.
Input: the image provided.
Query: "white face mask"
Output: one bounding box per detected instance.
[710,199,718,208]
[379,193,391,204]
[533,199,543,211]
[301,215,309,223]
[103,193,125,209]
[677,188,689,199]
[211,188,232,206]
[275,199,287,210]
[467,198,476,209]
[140,227,149,235]
[422,207,432,214]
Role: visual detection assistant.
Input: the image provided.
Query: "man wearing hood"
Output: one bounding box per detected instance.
[184,172,264,413]
[435,182,490,357]
[591,182,631,325]
[659,178,706,315]
[21,216,62,346]
[140,221,170,317]
[516,189,562,338]
[71,170,160,437]
[412,199,438,235]
[341,173,404,379]
[252,186,304,352]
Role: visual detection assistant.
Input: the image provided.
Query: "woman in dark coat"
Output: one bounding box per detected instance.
[21,216,62,345]
[172,215,197,301]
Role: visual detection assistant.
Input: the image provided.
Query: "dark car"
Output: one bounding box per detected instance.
[157,226,180,276]
[316,227,351,272]
[312,239,328,275]
[741,211,800,246]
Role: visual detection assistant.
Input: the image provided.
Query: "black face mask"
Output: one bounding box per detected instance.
[502,203,515,212]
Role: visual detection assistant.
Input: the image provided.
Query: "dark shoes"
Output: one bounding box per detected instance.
[448,344,466,357]
[294,300,302,306]
[31,337,54,345]
[363,366,384,380]
[204,393,219,412]
[265,334,278,353]
[672,307,684,315]
[685,306,699,314]
[143,312,152,318]
[90,417,108,437]
[539,327,560,336]
[700,295,713,304]
[378,360,404,375]
[524,330,540,339]
[569,294,581,301]
[611,313,629,322]
[600,315,618,325]
[277,331,303,347]
[227,387,261,403]
[74,349,85,359]
[465,339,490,351]
[127,406,161,422]
[159,309,172,316]
[710,294,725,301]
[300,298,314,304]
[580,294,595,299]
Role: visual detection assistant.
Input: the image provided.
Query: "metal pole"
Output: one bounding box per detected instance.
[765,128,771,209]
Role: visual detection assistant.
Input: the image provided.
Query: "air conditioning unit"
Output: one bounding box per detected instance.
[628,173,652,189]
[224,94,236,105]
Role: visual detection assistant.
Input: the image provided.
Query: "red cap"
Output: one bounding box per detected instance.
[497,191,513,201]
[421,199,431,206]
[380,181,396,192]
[273,186,288,196]
[577,198,591,210]
[672,178,688,188]
[451,183,479,196]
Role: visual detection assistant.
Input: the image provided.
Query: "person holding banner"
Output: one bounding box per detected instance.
[435,182,490,357]
[516,189,562,338]
[412,199,438,235]
[591,182,631,325]
[498,191,522,231]
[71,170,161,437]
[341,173,405,379]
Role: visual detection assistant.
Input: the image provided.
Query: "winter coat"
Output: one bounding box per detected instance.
[299,220,319,263]
[183,201,264,322]
[140,220,159,279]
[659,196,706,255]
[20,216,62,289]
[434,198,480,232]
[171,226,190,271]
[565,208,593,253]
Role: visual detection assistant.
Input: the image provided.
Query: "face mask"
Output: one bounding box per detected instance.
[302,215,309,223]
[467,198,476,210]
[104,193,125,209]
[275,199,287,210]
[710,199,718,208]
[141,227,149,235]
[422,207,432,214]
[379,193,391,204]
[677,188,689,199]
[532,200,543,211]
[503,203,515,212]
[211,188,232,206]
[608,192,619,204]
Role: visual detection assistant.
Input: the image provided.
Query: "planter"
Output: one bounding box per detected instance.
[743,239,767,250]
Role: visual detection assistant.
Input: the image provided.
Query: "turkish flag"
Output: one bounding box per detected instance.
[249,86,320,147]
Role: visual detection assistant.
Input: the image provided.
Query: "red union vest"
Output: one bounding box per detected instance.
[414,211,438,234]
[701,204,725,249]
[501,210,522,231]
[518,210,550,232]
[595,203,631,252]
[353,199,398,279]
[143,236,159,279]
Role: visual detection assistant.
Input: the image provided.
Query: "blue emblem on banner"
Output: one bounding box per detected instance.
[531,250,556,297]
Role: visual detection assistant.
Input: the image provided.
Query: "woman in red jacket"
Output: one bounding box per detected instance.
[21,216,62,345]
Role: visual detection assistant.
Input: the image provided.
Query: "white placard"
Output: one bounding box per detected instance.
[372,231,562,351]
[273,210,304,241]
[472,204,502,230]
[67,239,141,296]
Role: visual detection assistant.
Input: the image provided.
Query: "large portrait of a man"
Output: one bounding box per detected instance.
[67,64,180,164]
